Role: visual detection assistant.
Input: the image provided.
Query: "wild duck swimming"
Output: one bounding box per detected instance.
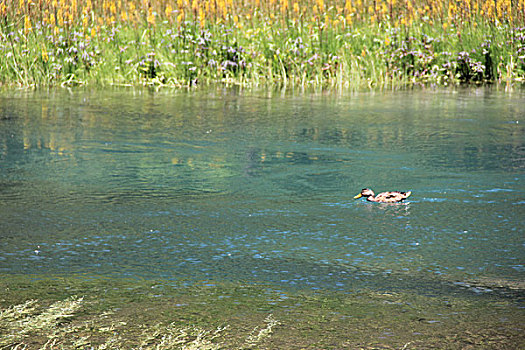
[354,188,411,203]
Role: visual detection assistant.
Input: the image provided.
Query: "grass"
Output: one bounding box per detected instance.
[0,0,524,89]
[0,274,523,349]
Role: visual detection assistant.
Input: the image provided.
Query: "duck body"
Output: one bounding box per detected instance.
[354,188,411,203]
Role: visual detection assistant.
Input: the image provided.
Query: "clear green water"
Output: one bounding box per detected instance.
[1,87,524,348]
[0,87,523,294]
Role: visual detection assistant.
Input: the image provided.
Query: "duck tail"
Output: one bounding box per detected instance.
[405,191,412,198]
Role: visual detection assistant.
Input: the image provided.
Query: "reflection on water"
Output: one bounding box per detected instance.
[0,88,524,299]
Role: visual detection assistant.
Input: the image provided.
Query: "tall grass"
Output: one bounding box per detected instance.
[0,0,524,88]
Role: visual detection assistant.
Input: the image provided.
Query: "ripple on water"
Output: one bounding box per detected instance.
[0,89,524,302]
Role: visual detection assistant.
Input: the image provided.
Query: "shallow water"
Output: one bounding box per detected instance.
[0,87,523,299]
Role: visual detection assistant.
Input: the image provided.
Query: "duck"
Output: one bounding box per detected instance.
[354,188,411,203]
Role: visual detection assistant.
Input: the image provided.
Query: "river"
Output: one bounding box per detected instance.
[0,87,523,348]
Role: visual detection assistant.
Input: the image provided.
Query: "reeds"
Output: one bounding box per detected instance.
[1,0,524,87]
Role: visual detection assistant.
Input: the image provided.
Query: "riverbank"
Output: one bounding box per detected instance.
[1,0,524,89]
[1,274,523,349]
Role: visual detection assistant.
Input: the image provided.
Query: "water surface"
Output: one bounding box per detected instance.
[1,87,523,299]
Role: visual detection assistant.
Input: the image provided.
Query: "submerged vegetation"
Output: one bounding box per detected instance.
[1,0,524,88]
[0,275,523,349]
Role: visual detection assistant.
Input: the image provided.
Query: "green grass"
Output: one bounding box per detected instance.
[1,14,524,89]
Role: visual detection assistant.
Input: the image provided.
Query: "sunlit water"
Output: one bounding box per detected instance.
[1,88,523,298]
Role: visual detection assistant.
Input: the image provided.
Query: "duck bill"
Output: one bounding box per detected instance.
[353,194,362,199]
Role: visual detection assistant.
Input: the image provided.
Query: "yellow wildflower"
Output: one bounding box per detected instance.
[345,14,352,26]
[280,0,289,13]
[199,8,205,28]
[58,9,64,26]
[41,45,49,63]
[24,16,32,35]
[147,7,155,26]
[316,0,324,12]
[165,4,173,18]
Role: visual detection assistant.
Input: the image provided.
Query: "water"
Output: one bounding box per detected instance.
[0,87,523,298]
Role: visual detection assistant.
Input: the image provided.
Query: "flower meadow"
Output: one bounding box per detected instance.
[1,0,525,88]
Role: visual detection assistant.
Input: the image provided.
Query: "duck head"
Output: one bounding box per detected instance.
[354,188,375,199]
